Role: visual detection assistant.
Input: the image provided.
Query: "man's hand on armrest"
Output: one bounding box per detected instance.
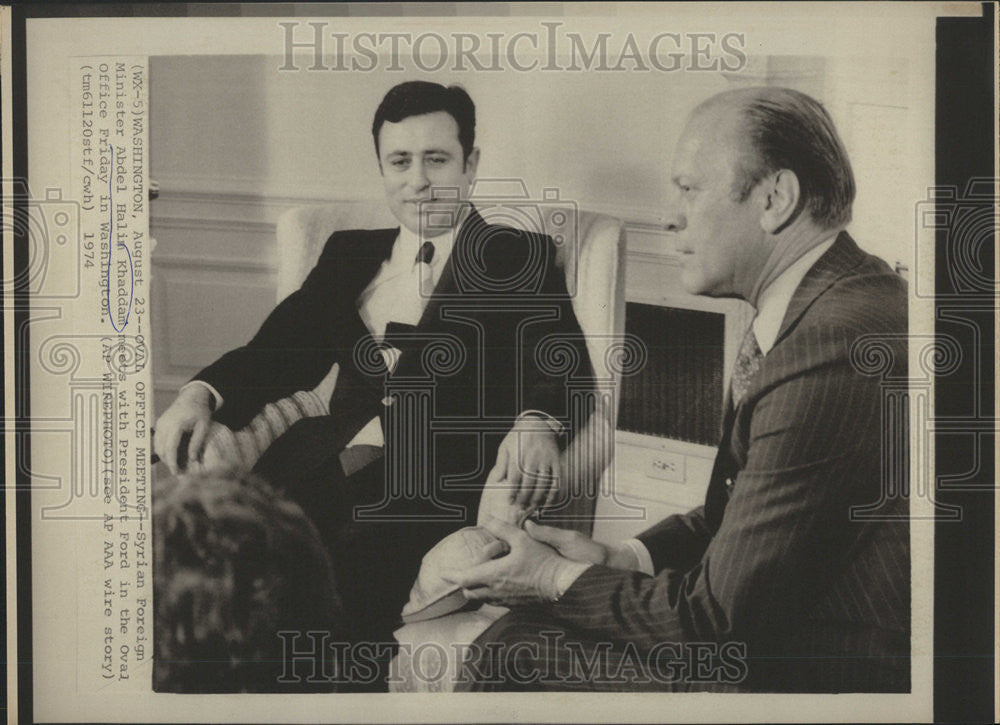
[487,413,563,512]
[153,383,216,474]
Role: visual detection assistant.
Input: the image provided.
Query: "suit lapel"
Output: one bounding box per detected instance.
[340,228,398,300]
[705,395,737,531]
[336,228,399,381]
[771,231,866,350]
[704,232,866,531]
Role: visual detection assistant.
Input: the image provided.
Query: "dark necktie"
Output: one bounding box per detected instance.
[416,241,435,265]
[731,324,763,408]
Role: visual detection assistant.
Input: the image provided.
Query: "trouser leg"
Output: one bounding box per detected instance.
[456,607,747,692]
[255,429,472,689]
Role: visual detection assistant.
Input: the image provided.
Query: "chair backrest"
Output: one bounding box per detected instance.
[275,202,627,531]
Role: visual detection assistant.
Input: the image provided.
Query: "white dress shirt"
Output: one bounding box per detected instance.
[346,224,456,447]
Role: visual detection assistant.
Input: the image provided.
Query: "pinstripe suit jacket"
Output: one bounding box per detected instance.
[552,232,910,692]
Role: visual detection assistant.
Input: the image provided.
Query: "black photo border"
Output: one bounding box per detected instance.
[4,2,995,723]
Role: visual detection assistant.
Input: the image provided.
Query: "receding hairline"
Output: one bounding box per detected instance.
[689,86,855,228]
[678,94,754,187]
[687,90,784,204]
[689,88,777,145]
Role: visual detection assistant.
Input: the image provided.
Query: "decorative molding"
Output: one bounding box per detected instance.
[152,175,350,205]
[580,204,665,229]
[626,249,683,268]
[151,182,669,233]
[151,215,276,235]
[152,253,274,274]
[154,373,192,391]
[150,187,685,285]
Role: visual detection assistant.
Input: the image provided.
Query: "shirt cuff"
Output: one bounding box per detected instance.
[181,380,223,411]
[345,416,385,449]
[516,409,565,435]
[555,560,593,598]
[621,538,656,576]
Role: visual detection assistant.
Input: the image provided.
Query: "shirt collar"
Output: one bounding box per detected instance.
[397,221,457,272]
[752,232,838,355]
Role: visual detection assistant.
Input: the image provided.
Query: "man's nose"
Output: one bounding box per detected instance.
[663,208,685,233]
[407,160,430,190]
[662,187,685,232]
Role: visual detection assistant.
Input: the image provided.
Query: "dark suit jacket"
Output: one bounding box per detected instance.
[194,208,592,513]
[551,232,910,692]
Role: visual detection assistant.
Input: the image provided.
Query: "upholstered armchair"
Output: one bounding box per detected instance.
[274,200,627,691]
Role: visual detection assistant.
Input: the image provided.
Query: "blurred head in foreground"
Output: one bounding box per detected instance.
[153,472,346,692]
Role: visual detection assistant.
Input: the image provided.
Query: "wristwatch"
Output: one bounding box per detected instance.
[516,410,566,437]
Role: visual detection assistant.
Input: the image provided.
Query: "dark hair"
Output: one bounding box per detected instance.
[371,81,476,162]
[153,473,346,692]
[730,87,855,229]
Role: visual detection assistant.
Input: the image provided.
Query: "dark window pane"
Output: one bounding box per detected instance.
[618,303,725,446]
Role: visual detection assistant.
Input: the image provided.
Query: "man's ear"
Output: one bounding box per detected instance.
[759,169,800,233]
[464,147,481,177]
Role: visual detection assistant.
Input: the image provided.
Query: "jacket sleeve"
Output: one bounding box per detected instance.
[549,325,888,649]
[193,233,346,429]
[635,505,713,574]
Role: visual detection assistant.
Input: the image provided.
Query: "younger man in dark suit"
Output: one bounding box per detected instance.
[449,86,910,693]
[153,82,591,659]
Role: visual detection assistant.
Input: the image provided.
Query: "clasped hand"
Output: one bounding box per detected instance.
[444,515,616,605]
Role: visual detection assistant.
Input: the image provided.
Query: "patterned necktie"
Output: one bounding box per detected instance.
[731,323,763,408]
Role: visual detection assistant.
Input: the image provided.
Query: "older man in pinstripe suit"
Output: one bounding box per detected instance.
[448,87,909,693]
